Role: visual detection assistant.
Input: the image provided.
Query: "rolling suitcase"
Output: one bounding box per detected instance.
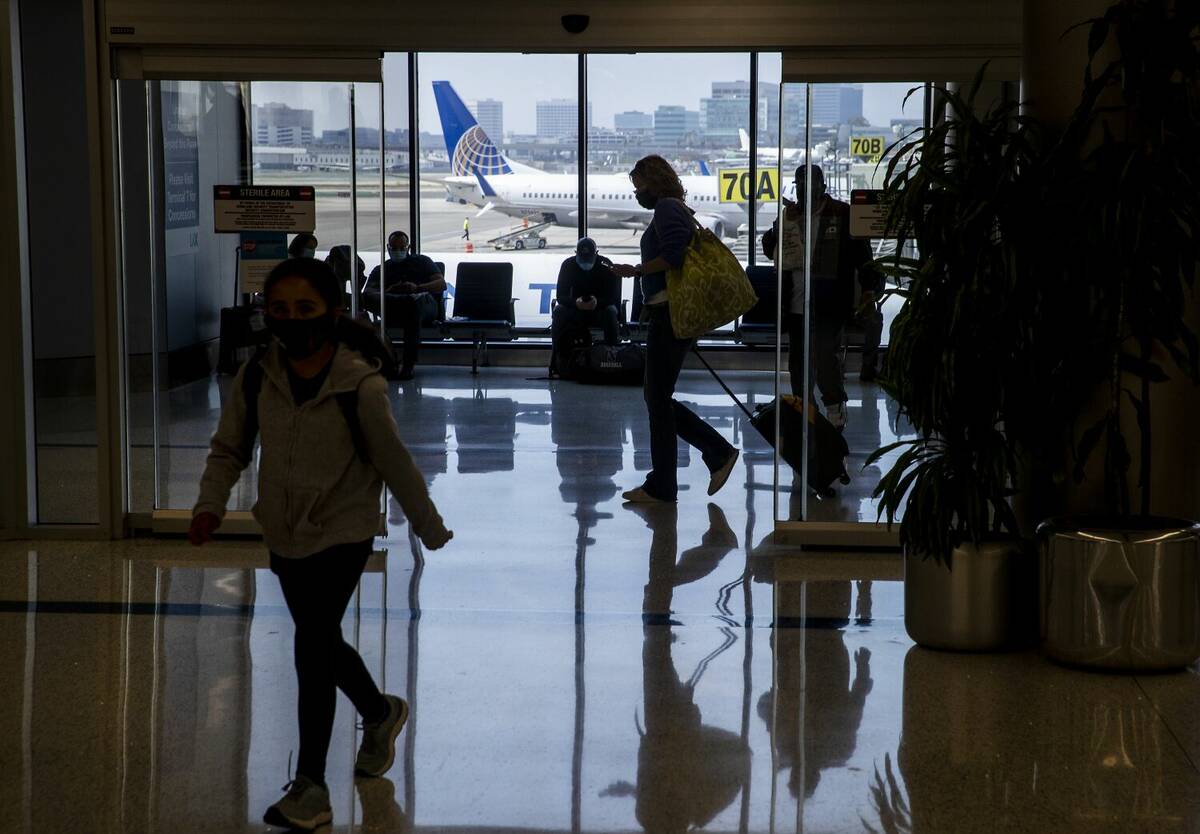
[693,349,850,496]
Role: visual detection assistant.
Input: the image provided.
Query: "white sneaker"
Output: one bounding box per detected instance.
[826,402,848,430]
[263,774,332,831]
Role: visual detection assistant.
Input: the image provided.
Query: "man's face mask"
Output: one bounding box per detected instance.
[635,189,658,210]
[388,248,408,261]
[795,179,826,204]
[266,313,336,360]
[300,248,316,259]
[576,257,595,271]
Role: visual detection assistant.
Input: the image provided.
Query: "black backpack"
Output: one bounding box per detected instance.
[240,347,371,464]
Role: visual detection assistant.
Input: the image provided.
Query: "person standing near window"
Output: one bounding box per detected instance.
[611,155,739,504]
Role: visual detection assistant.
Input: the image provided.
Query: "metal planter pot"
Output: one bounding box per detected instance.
[904,539,1036,651]
[1038,516,1200,672]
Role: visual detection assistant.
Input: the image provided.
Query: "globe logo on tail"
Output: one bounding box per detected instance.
[452,125,513,176]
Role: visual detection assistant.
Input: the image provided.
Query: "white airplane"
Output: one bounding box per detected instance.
[738,128,833,165]
[433,81,746,240]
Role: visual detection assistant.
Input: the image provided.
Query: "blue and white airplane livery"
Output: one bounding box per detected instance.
[432,80,746,240]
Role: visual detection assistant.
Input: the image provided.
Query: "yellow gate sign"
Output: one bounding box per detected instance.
[717,168,781,204]
[850,135,885,163]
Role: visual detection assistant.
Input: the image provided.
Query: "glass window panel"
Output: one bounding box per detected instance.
[120,78,385,514]
[416,53,577,329]
[586,53,754,321]
[774,82,924,526]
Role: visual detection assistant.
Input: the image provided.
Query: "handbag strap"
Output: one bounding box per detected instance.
[691,347,755,422]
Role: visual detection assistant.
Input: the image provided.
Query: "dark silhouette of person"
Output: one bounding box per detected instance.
[363,231,447,380]
[761,165,882,429]
[552,237,622,358]
[758,580,873,799]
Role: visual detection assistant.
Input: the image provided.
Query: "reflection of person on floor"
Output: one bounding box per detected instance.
[552,383,623,530]
[355,777,411,834]
[602,504,748,833]
[363,231,447,381]
[758,581,873,799]
[761,165,882,429]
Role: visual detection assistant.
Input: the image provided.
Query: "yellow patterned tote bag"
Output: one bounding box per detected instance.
[665,212,758,340]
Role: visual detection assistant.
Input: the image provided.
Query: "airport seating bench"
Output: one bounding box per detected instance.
[444,261,517,374]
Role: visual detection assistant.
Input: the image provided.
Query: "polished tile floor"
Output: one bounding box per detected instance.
[5,367,1200,832]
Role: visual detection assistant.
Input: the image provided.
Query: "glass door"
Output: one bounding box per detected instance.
[116,74,385,525]
[773,81,924,534]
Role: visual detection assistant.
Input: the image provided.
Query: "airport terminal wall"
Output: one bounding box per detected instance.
[102,0,1021,55]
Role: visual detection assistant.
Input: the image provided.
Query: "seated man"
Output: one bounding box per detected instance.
[363,231,446,380]
[552,238,620,365]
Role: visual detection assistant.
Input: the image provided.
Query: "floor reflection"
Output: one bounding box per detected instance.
[2,362,1199,831]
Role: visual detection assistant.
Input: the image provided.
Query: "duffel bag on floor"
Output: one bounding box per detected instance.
[571,343,645,386]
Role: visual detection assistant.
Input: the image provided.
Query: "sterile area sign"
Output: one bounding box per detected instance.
[214,185,315,233]
[238,232,288,293]
[850,190,897,238]
[717,168,781,204]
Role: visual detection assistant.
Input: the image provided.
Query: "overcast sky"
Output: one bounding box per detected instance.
[254,53,922,138]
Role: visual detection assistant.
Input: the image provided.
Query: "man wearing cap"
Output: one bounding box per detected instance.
[552,238,621,361]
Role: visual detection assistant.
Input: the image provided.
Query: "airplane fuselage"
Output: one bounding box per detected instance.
[445,172,750,237]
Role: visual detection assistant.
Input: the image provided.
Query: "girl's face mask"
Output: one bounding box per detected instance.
[266,312,336,360]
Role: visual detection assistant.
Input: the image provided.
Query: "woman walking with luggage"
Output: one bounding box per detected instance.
[612,155,739,503]
[189,258,452,831]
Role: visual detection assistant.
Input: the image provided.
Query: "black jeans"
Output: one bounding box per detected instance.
[271,540,387,785]
[383,293,438,370]
[641,304,734,500]
[786,312,847,405]
[552,303,620,346]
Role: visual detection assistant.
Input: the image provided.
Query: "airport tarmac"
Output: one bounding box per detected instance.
[259,172,762,262]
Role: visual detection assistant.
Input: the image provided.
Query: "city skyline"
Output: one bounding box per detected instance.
[251,54,919,140]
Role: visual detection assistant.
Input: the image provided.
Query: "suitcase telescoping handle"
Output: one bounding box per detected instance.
[691,347,756,422]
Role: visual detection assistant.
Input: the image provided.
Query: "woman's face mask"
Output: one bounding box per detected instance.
[266,312,336,360]
[635,189,658,210]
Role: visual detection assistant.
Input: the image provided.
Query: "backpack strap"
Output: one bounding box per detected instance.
[240,348,268,460]
[335,389,371,465]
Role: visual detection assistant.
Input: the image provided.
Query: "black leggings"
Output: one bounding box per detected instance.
[271,541,387,784]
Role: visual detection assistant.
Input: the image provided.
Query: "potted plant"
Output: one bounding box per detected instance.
[1033,0,1200,671]
[866,68,1042,651]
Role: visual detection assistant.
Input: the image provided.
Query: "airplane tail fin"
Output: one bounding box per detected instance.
[432,80,513,176]
[698,160,711,177]
[739,128,751,152]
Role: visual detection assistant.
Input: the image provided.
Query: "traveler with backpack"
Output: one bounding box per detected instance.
[611,155,739,504]
[188,258,452,831]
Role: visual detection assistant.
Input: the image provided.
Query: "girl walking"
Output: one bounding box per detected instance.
[189,257,452,831]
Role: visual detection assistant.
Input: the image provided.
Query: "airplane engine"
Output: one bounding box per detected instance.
[695,214,727,241]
